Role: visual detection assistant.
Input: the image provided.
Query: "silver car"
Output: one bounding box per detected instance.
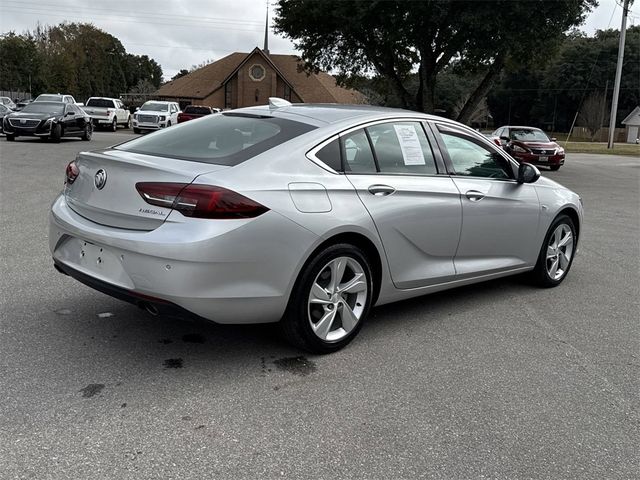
[50,99,583,352]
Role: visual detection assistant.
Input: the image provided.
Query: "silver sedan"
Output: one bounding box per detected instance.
[49,99,583,352]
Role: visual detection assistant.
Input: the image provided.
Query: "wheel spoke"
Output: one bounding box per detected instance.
[339,302,359,333]
[337,273,366,294]
[559,251,570,270]
[548,258,559,279]
[313,309,337,340]
[310,282,331,304]
[558,231,573,248]
[328,258,347,293]
[546,246,556,259]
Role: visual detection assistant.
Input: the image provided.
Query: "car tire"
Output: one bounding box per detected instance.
[111,119,117,132]
[82,123,92,141]
[530,214,577,288]
[133,127,140,134]
[549,165,561,171]
[6,134,15,141]
[125,116,131,129]
[50,124,62,143]
[167,121,172,128]
[280,243,374,353]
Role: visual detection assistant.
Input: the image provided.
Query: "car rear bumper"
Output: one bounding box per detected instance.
[92,118,114,125]
[49,194,317,324]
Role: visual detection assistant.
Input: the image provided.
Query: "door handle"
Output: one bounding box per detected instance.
[465,190,485,202]
[368,184,396,196]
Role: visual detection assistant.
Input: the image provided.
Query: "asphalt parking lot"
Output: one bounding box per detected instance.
[0,133,638,479]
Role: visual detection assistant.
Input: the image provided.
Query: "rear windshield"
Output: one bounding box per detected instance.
[140,102,168,112]
[184,106,211,114]
[36,94,62,102]
[20,102,64,115]
[86,98,115,108]
[115,113,316,165]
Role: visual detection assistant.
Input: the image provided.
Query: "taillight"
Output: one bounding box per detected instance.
[65,160,79,185]
[135,182,269,219]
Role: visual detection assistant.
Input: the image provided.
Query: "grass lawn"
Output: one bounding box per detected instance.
[562,142,640,156]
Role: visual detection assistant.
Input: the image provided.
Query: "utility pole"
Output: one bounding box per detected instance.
[607,0,632,148]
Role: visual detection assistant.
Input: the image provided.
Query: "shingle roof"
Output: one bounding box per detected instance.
[156,52,246,99]
[155,50,364,104]
[621,106,640,126]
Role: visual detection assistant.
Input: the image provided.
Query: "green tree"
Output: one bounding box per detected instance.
[0,33,40,93]
[275,0,595,122]
[488,26,640,131]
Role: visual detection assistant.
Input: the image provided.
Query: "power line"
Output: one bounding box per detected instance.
[0,0,265,26]
[0,6,266,32]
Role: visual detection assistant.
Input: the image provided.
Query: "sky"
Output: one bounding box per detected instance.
[0,0,637,80]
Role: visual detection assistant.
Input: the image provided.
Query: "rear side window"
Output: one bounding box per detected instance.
[116,113,316,165]
[366,122,436,175]
[341,129,376,173]
[86,98,115,108]
[314,139,342,171]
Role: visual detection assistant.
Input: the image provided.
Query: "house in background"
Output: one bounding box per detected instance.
[621,106,640,143]
[155,46,365,110]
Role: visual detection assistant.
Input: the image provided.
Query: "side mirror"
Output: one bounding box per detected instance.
[551,137,557,142]
[517,162,541,184]
[135,107,140,112]
[500,136,510,142]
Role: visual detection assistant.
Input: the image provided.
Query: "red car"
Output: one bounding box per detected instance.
[177,105,220,123]
[492,126,565,171]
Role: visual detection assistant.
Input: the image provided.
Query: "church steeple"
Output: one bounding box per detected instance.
[263,2,270,55]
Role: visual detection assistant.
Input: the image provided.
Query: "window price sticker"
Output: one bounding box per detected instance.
[394,124,426,165]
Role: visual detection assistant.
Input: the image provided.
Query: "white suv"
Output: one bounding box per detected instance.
[133,101,180,133]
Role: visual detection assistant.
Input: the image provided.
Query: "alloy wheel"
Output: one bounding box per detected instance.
[307,256,368,342]
[546,224,574,280]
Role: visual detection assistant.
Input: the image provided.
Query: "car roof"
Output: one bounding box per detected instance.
[231,103,441,126]
[504,126,543,130]
[27,101,65,106]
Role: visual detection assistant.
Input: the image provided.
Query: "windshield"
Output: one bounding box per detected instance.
[184,106,212,114]
[140,102,169,112]
[36,94,63,102]
[86,98,115,108]
[510,129,550,142]
[20,102,64,115]
[116,113,316,165]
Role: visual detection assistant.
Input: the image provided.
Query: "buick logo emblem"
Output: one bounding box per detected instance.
[20,119,26,124]
[94,169,107,190]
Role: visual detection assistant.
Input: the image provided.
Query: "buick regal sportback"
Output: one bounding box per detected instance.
[50,99,583,352]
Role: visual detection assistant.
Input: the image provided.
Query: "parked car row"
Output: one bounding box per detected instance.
[2,93,222,141]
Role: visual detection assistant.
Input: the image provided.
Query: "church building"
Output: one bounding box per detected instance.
[155,46,364,110]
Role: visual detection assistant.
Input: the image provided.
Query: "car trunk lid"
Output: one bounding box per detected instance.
[65,149,228,230]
